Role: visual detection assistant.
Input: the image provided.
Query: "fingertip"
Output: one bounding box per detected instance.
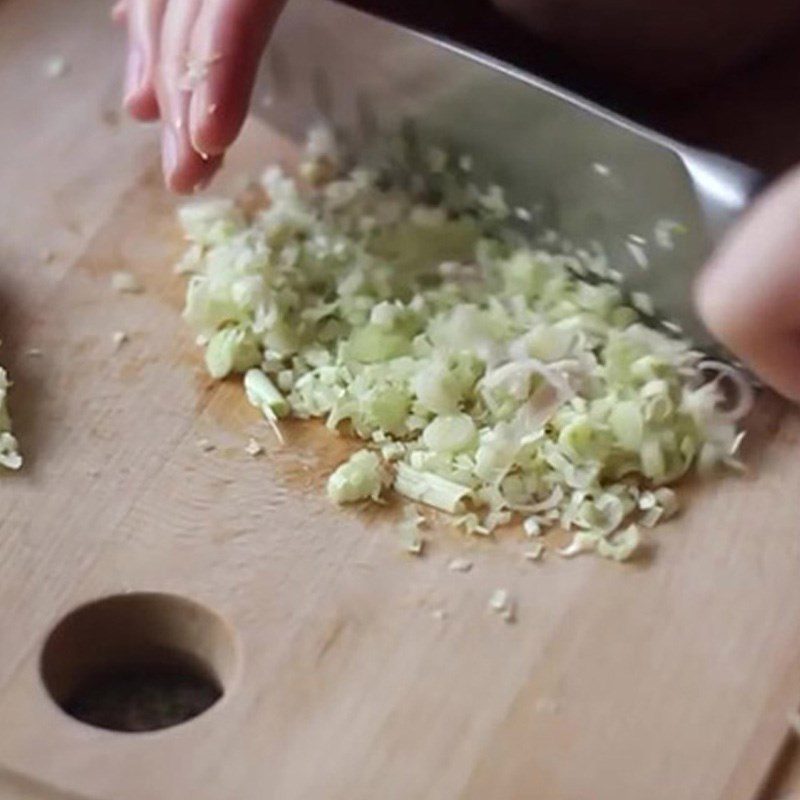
[695,231,800,404]
[189,121,232,158]
[124,87,160,121]
[123,37,161,120]
[166,159,222,194]
[187,0,286,157]
[188,87,243,157]
[124,0,168,117]
[163,130,223,194]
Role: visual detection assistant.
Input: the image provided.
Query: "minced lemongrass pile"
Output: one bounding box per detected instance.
[175,133,751,562]
[0,364,21,470]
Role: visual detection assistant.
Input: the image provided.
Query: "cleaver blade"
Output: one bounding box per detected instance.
[256,0,764,349]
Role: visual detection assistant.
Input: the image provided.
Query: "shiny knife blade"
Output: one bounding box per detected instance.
[255,0,763,348]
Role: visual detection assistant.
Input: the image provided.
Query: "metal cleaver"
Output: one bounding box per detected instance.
[256,0,764,348]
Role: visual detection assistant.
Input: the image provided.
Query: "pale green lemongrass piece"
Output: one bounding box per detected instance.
[0,367,20,470]
[394,462,471,513]
[244,369,290,420]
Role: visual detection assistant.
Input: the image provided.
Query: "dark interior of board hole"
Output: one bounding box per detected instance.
[39,593,237,733]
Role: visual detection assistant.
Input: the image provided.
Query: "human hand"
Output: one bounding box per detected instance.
[695,168,800,402]
[114,0,286,193]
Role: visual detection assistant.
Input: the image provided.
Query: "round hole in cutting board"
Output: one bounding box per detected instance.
[39,592,237,733]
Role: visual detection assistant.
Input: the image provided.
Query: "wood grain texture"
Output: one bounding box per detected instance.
[2,2,800,799]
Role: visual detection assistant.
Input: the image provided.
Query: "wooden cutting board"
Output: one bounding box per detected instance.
[3,2,800,799]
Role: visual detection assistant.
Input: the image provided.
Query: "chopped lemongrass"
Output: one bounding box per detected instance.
[205,327,260,379]
[558,532,597,558]
[454,512,489,536]
[0,432,21,470]
[422,414,477,454]
[523,542,545,561]
[111,330,128,349]
[111,270,143,294]
[402,530,426,556]
[515,207,533,222]
[176,133,752,562]
[381,441,406,462]
[631,291,655,316]
[394,463,471,513]
[653,487,679,519]
[535,697,560,714]
[626,241,649,269]
[596,524,641,562]
[488,588,516,622]
[523,517,542,537]
[327,449,385,504]
[398,507,426,556]
[640,506,663,528]
[245,437,263,456]
[489,588,509,611]
[654,219,687,250]
[0,365,21,469]
[197,437,215,452]
[447,557,473,573]
[638,490,656,511]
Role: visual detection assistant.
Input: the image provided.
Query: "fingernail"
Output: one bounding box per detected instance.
[123,46,144,104]
[162,126,178,180]
[189,84,214,152]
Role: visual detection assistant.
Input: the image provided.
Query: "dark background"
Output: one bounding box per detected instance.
[344,0,800,176]
[345,0,639,116]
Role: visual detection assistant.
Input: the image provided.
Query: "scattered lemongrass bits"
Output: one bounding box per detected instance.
[398,507,426,555]
[176,129,752,562]
[245,437,264,457]
[523,542,545,561]
[489,588,516,623]
[0,365,21,469]
[43,55,69,78]
[111,270,143,294]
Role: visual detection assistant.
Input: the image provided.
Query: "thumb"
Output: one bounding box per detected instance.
[695,164,800,401]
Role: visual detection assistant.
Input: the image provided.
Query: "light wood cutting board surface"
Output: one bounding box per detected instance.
[2,2,800,799]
